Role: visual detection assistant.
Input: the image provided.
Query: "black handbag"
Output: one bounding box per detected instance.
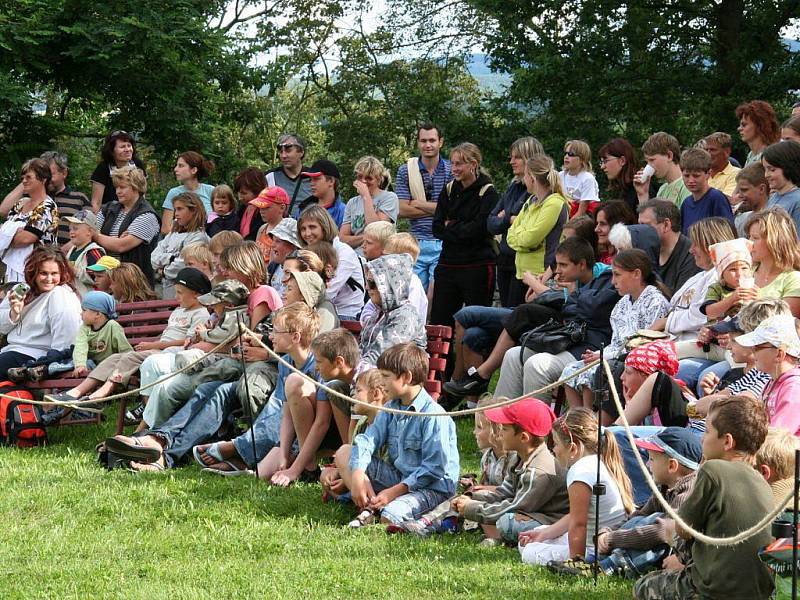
[518,319,586,363]
[532,289,567,311]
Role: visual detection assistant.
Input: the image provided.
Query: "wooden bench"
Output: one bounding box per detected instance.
[339,321,452,402]
[25,300,180,427]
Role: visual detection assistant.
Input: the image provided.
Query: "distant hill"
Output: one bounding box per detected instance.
[466,54,510,94]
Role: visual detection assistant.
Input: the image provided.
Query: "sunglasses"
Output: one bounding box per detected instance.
[276,143,300,151]
[110,130,130,138]
[564,151,578,157]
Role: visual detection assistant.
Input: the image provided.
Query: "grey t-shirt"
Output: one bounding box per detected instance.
[267,168,313,216]
[343,190,399,235]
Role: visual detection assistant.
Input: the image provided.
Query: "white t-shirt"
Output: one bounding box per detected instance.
[559,170,599,203]
[343,190,400,235]
[566,454,626,546]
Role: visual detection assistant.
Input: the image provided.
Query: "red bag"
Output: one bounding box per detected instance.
[0,381,47,447]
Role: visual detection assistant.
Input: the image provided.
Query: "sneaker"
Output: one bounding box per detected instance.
[397,517,434,536]
[442,367,489,398]
[348,509,376,528]
[124,402,146,426]
[547,557,601,577]
[27,364,48,382]
[436,515,459,534]
[6,367,28,383]
[41,408,66,426]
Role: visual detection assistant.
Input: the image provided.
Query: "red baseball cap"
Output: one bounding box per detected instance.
[484,399,556,436]
[251,186,290,209]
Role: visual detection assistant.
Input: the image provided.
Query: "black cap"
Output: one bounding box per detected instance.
[174,267,212,295]
[303,159,341,180]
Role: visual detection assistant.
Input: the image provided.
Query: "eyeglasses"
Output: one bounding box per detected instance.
[599,156,619,166]
[752,343,776,352]
[271,328,294,335]
[276,143,300,152]
[564,151,578,157]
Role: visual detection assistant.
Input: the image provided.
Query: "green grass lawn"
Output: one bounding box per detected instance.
[0,415,633,599]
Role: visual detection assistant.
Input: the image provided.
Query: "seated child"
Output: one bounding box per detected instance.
[358,253,426,371]
[678,237,757,362]
[321,368,387,502]
[63,210,105,296]
[567,428,702,579]
[107,262,157,303]
[633,396,774,600]
[308,328,361,443]
[86,255,120,294]
[360,232,428,325]
[386,395,513,536]
[736,313,800,435]
[186,302,321,476]
[206,184,240,238]
[208,229,244,284]
[360,221,395,260]
[136,279,250,430]
[334,342,460,527]
[756,427,799,510]
[453,399,569,545]
[518,407,634,566]
[180,242,214,281]
[46,268,210,404]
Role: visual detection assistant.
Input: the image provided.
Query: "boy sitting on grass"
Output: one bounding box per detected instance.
[312,328,362,444]
[633,395,774,600]
[334,342,460,527]
[386,395,512,536]
[451,399,569,546]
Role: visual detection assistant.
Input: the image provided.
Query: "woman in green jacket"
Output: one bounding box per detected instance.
[506,155,569,305]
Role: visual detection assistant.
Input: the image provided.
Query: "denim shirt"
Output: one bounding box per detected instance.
[349,388,460,495]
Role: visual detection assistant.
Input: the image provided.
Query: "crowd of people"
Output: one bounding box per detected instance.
[4,99,800,598]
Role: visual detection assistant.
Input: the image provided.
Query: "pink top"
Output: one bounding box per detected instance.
[762,367,800,436]
[248,285,283,317]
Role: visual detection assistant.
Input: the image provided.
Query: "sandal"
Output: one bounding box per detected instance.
[192,443,225,468]
[105,435,162,463]
[129,457,166,473]
[201,460,254,477]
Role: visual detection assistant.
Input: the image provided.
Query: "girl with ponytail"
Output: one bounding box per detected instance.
[559,248,671,410]
[505,155,569,307]
[519,408,633,565]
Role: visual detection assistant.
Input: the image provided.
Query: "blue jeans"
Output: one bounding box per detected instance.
[414,239,442,291]
[677,358,731,396]
[232,392,285,467]
[599,513,670,578]
[152,381,235,467]
[364,455,450,524]
[496,513,544,543]
[608,426,663,507]
[454,305,511,353]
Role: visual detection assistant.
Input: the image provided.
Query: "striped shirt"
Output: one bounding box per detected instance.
[53,186,90,246]
[395,157,452,240]
[690,368,771,434]
[95,209,160,258]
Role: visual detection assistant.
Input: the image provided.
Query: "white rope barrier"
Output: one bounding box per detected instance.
[603,359,792,547]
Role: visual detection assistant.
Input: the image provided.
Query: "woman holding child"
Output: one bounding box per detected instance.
[0,247,81,378]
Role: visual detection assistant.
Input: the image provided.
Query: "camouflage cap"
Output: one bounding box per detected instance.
[197,279,250,307]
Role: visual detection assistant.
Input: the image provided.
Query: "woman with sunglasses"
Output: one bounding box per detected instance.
[598,138,657,212]
[90,130,145,213]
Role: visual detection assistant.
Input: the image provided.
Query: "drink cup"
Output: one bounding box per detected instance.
[739,276,755,289]
[635,164,655,184]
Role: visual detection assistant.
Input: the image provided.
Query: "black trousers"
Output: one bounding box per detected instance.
[430,263,496,328]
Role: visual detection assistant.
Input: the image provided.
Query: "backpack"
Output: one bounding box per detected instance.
[0,381,47,447]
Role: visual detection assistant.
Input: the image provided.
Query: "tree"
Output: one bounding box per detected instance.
[440,0,800,158]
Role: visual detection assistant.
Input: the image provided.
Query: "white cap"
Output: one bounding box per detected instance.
[735,314,800,358]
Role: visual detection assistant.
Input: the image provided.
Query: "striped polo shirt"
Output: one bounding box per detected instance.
[395,157,452,241]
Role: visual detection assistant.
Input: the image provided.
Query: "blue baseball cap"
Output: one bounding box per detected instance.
[635,427,702,471]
